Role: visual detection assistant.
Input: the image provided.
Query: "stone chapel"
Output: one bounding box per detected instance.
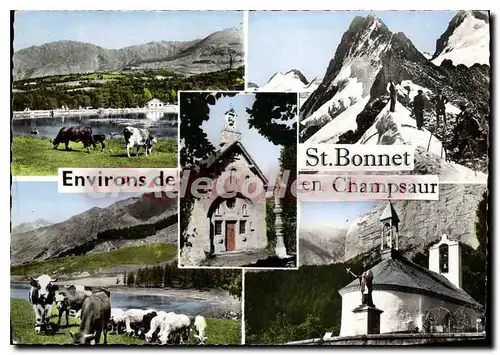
[183,107,268,263]
[338,201,482,336]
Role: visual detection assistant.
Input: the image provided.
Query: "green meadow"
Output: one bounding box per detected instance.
[11,136,177,176]
[11,299,241,345]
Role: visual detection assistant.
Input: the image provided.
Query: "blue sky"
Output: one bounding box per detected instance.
[14,11,243,50]
[248,11,457,86]
[11,181,138,226]
[200,93,297,180]
[300,201,377,229]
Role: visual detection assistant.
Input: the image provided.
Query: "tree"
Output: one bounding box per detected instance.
[212,46,242,70]
[475,190,487,259]
[144,87,153,101]
[180,92,238,167]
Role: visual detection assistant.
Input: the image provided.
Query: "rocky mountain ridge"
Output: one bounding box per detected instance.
[13,25,243,80]
[300,184,486,266]
[11,219,53,234]
[10,192,178,266]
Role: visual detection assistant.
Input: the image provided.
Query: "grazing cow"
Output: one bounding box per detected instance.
[55,285,92,327]
[145,311,168,343]
[124,309,156,336]
[108,308,126,334]
[123,127,157,158]
[193,315,208,344]
[30,128,40,136]
[29,275,58,333]
[53,126,94,153]
[137,311,158,339]
[69,289,111,345]
[92,134,106,152]
[158,313,191,345]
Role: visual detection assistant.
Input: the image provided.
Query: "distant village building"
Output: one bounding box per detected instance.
[145,98,165,109]
[338,201,482,336]
[183,108,268,262]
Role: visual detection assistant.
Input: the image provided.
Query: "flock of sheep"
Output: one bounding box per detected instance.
[27,274,207,345]
[109,308,207,345]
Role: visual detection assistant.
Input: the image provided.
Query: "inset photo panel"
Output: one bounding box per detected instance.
[178,91,298,268]
[248,11,490,183]
[10,181,242,345]
[12,10,244,176]
[245,184,487,345]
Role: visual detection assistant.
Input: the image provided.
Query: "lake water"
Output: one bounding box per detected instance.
[12,112,178,140]
[11,284,214,316]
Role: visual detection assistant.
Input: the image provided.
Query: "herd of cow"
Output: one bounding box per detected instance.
[28,274,207,345]
[49,125,157,158]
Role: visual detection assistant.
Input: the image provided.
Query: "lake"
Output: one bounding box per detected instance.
[12,112,178,140]
[11,284,214,316]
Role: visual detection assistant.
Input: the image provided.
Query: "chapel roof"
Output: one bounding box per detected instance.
[338,250,481,309]
[380,201,400,224]
[199,140,269,186]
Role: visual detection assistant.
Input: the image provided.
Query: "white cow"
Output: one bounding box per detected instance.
[158,313,191,345]
[145,311,168,342]
[28,275,58,333]
[123,126,157,158]
[193,315,208,344]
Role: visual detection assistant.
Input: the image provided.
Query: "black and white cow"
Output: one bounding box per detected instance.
[29,275,58,333]
[123,127,157,158]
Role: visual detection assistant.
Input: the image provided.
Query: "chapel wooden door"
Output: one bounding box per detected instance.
[226,222,236,251]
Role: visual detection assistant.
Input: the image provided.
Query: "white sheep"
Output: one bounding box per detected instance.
[193,315,207,344]
[158,313,190,345]
[145,311,167,342]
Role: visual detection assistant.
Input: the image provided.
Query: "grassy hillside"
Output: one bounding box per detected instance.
[12,67,244,111]
[11,136,177,175]
[11,244,178,276]
[11,299,241,345]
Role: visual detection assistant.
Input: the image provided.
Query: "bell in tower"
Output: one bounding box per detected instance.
[220,106,241,147]
[379,201,400,255]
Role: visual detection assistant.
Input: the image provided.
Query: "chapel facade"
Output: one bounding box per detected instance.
[183,108,268,263]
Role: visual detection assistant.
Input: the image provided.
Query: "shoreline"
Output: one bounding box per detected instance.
[12,106,178,120]
[11,281,241,319]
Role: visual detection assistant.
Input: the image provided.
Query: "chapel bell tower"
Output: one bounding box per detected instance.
[220,106,241,147]
[428,234,462,289]
[380,201,400,256]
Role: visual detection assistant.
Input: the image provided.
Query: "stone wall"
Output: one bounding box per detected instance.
[340,290,479,336]
[285,332,486,345]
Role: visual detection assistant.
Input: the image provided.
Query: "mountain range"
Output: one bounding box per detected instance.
[11,219,53,234]
[10,193,178,266]
[298,11,489,182]
[13,24,244,80]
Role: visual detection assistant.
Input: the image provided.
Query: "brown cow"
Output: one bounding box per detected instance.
[53,126,94,153]
[69,289,111,345]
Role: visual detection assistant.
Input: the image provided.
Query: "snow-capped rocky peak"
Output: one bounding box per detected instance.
[258,69,311,92]
[432,11,490,67]
[300,15,398,140]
